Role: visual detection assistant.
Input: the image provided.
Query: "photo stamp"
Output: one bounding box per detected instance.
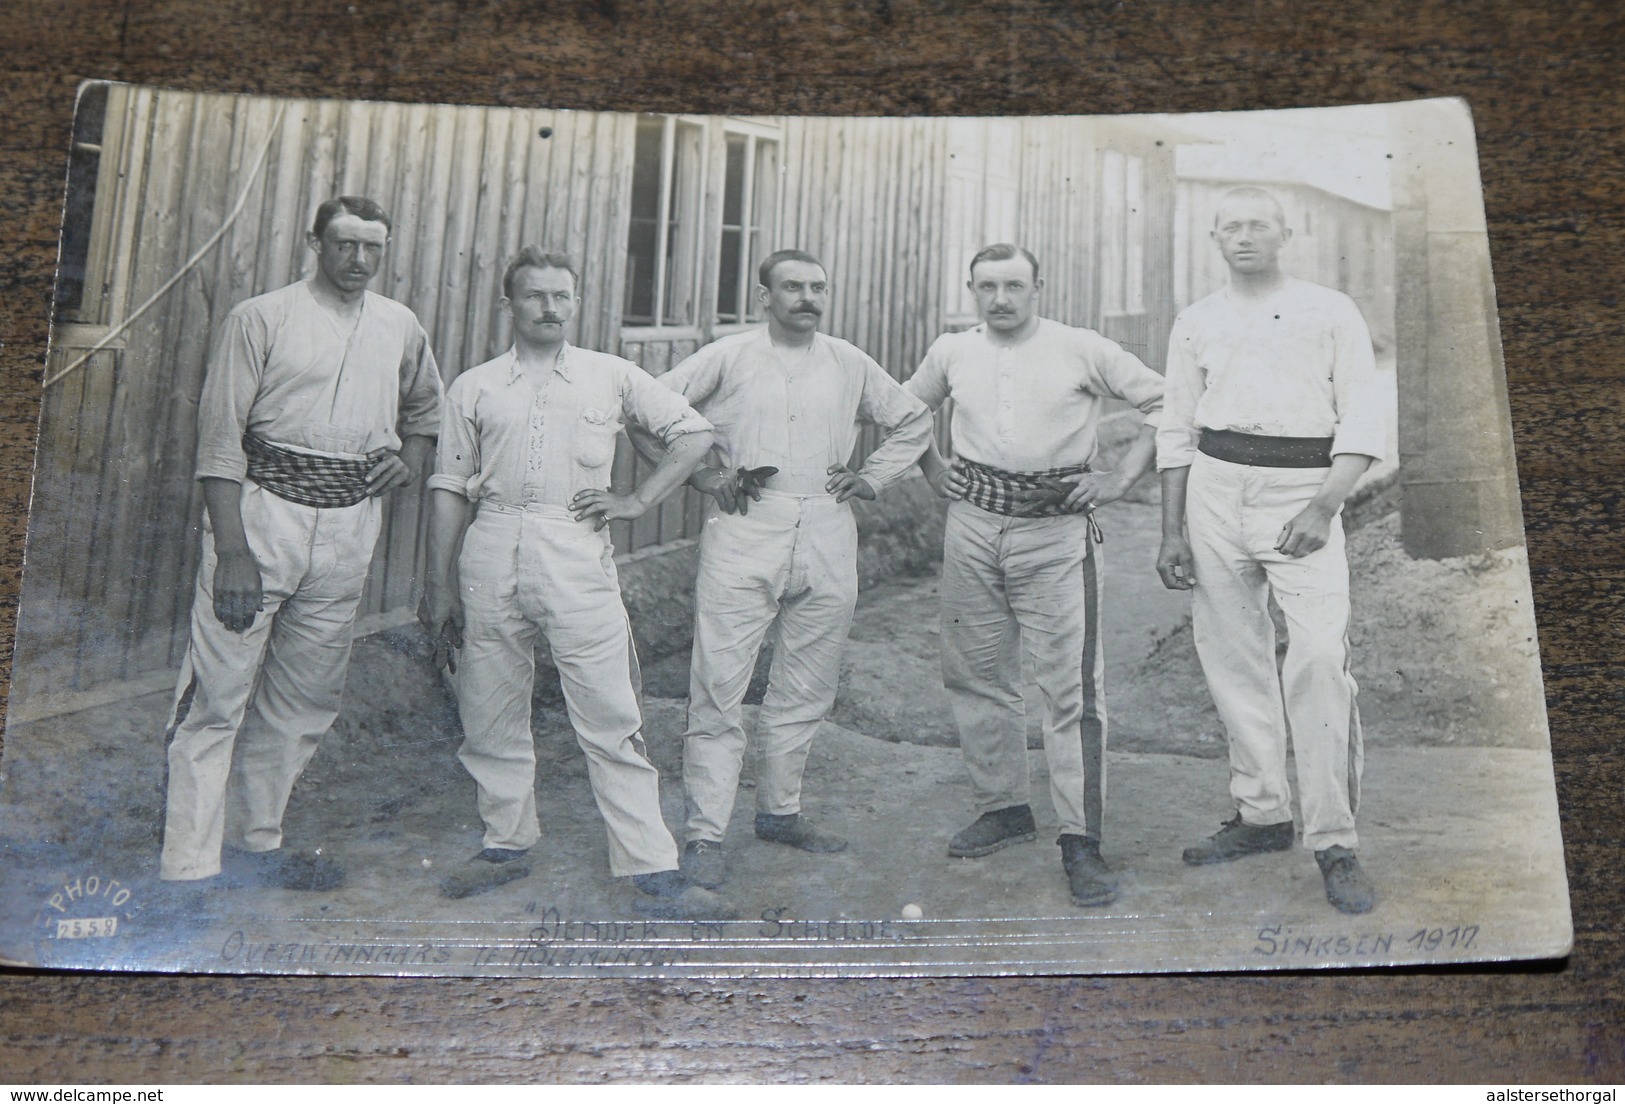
[0,86,1570,976]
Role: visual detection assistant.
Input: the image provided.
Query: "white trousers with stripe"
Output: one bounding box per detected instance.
[682,491,859,844]
[161,481,381,881]
[453,503,679,877]
[1185,452,1363,852]
[938,499,1108,840]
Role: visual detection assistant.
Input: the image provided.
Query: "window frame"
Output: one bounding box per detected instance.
[1098,147,1148,321]
[621,113,711,337]
[715,119,780,327]
[55,83,138,350]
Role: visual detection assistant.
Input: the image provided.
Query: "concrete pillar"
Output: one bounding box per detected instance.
[1391,99,1525,558]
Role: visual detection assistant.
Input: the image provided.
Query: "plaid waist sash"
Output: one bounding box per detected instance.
[959,457,1105,542]
[243,434,373,508]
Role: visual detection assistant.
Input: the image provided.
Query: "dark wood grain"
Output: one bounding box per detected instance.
[1,0,1621,1084]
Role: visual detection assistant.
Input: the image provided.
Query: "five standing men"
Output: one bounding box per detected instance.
[164,179,1382,920]
[1157,186,1383,914]
[161,196,442,887]
[907,243,1166,908]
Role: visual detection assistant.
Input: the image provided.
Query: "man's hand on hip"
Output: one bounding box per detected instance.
[693,468,741,514]
[365,447,414,496]
[212,547,264,632]
[571,488,647,531]
[825,464,875,503]
[927,459,968,501]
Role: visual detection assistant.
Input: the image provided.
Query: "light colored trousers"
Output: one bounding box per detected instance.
[939,500,1107,840]
[683,491,858,844]
[454,502,678,877]
[1185,452,1363,852]
[161,482,381,881]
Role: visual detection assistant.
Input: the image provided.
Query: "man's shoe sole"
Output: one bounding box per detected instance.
[632,886,740,921]
[439,860,532,900]
[1070,882,1120,908]
[1181,836,1294,866]
[948,830,1038,859]
[1326,888,1376,915]
[757,835,849,854]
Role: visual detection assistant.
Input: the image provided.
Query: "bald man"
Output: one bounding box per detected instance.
[1156,186,1387,915]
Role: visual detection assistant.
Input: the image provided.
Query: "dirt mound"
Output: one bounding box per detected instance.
[1113,508,1548,756]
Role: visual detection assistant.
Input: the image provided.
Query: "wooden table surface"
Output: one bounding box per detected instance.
[1,0,1621,1084]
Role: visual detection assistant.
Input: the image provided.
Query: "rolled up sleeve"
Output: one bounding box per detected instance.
[624,364,712,445]
[427,380,479,498]
[1328,300,1387,461]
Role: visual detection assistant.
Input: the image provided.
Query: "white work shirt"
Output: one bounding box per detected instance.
[657,328,932,495]
[429,344,711,508]
[194,281,443,481]
[905,318,1165,471]
[1157,277,1386,470]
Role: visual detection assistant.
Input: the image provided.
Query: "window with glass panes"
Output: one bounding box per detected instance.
[623,115,705,328]
[716,130,779,323]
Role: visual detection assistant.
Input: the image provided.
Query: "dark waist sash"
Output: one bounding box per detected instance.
[1198,428,1334,468]
[243,433,373,508]
[958,456,1104,543]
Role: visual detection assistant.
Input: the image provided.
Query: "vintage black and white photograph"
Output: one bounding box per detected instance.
[0,86,1568,977]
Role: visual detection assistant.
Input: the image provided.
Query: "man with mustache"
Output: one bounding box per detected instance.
[637,249,931,889]
[421,247,730,916]
[906,243,1165,909]
[161,196,443,888]
[1156,187,1384,915]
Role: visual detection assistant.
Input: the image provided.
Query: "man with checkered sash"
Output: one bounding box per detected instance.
[159,196,443,888]
[906,243,1164,908]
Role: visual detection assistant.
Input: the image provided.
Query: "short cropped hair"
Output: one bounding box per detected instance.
[311,196,392,239]
[503,246,581,299]
[969,243,1040,281]
[758,249,826,289]
[1213,186,1289,229]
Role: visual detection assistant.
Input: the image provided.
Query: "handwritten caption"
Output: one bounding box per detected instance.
[1254,923,1480,959]
[221,904,913,970]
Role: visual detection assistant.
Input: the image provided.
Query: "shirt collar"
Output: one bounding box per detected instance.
[503,343,573,384]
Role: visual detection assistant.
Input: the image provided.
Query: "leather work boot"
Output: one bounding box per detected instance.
[680,839,725,889]
[224,846,347,891]
[1315,846,1377,914]
[948,804,1038,858]
[1058,834,1119,907]
[754,812,849,853]
[632,869,740,921]
[1181,813,1295,865]
[439,847,532,900]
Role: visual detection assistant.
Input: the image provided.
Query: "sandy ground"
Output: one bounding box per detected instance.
[0,497,1569,976]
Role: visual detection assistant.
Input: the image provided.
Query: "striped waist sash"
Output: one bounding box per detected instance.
[243,434,373,508]
[959,457,1104,543]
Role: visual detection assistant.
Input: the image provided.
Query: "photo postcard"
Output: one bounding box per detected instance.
[0,86,1569,976]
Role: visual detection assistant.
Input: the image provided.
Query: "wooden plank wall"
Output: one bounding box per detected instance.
[1016,118,1100,332]
[25,89,635,703]
[777,116,951,461]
